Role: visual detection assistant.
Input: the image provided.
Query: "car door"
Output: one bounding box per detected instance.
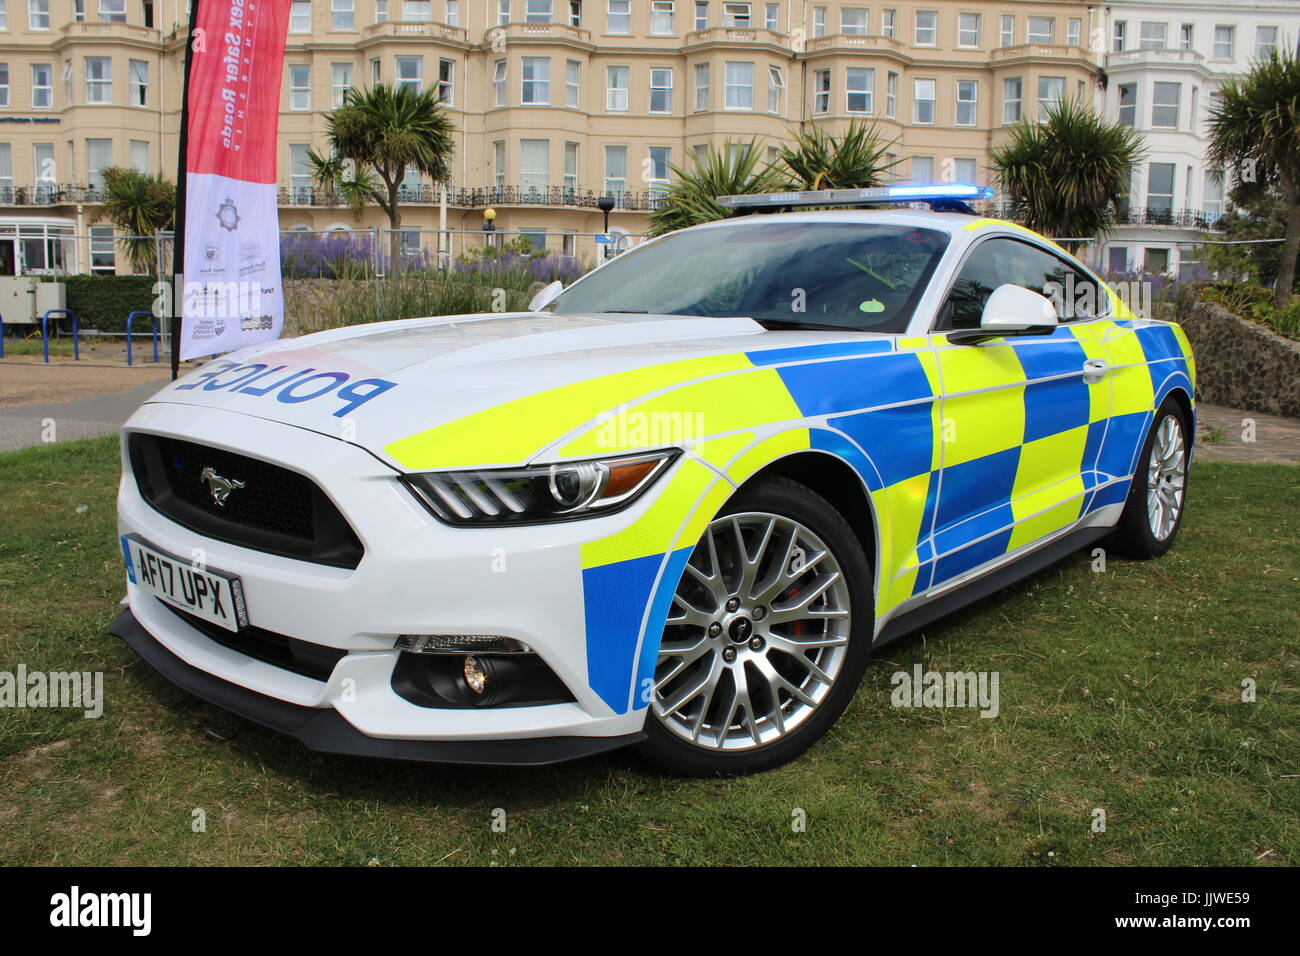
[926,236,1112,589]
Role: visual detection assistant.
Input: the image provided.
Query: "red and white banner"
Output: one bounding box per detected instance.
[178,0,291,361]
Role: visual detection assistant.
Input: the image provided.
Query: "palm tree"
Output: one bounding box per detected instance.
[1207,47,1300,307]
[771,120,899,191]
[647,138,777,236]
[309,83,454,265]
[93,166,175,273]
[990,97,1144,251]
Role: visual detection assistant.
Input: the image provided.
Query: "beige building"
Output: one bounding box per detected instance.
[0,0,1102,272]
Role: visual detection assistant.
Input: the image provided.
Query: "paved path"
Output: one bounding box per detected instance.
[1194,403,1300,466]
[0,378,168,451]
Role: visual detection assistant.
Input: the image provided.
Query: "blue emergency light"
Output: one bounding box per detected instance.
[716,183,996,213]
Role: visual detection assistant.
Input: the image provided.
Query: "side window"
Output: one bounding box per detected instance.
[937,238,1104,330]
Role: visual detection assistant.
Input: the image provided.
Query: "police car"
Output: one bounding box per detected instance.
[113,185,1195,775]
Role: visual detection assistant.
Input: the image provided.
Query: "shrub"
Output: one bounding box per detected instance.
[1199,281,1300,340]
[62,275,158,333]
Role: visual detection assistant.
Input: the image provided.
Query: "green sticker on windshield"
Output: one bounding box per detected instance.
[859,299,885,313]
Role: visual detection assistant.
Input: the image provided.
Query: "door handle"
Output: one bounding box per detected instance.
[1082,358,1110,383]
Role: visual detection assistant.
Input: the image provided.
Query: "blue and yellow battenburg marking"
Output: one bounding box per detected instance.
[383,312,1194,716]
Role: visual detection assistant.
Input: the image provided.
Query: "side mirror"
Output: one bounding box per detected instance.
[949,284,1058,344]
[528,280,564,312]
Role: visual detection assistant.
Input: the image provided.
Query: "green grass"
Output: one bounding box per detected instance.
[1,436,1296,866]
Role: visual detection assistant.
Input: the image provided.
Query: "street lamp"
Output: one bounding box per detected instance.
[596,195,615,258]
[482,207,496,250]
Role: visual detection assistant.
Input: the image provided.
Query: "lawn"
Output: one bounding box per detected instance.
[0,435,1296,866]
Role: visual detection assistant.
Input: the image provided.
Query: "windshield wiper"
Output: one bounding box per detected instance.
[596,309,649,314]
[756,319,863,332]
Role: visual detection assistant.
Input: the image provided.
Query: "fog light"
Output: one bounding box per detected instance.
[395,634,532,654]
[463,655,489,696]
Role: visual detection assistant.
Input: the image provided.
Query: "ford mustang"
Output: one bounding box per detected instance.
[112,186,1196,775]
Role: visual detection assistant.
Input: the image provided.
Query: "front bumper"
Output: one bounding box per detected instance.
[115,401,678,759]
[111,608,644,765]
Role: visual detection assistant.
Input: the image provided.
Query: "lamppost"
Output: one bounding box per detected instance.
[596,195,615,258]
[482,207,496,250]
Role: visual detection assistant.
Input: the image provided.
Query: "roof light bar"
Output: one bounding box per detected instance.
[716,183,995,210]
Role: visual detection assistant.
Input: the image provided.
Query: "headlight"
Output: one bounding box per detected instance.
[401,450,680,526]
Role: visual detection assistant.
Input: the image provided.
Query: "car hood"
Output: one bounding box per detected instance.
[142,310,830,470]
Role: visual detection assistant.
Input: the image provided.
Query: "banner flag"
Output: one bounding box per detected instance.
[177,0,292,362]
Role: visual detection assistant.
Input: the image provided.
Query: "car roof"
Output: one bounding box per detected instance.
[685,207,1003,234]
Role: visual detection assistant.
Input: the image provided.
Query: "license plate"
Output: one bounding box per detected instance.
[121,536,248,633]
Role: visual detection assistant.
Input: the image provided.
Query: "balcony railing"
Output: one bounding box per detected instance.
[278,183,668,212]
[805,33,905,53]
[1115,206,1221,229]
[493,21,592,44]
[0,184,104,206]
[685,26,790,47]
[360,20,468,43]
[1108,47,1205,67]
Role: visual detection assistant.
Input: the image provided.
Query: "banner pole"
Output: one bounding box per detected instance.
[170,0,203,381]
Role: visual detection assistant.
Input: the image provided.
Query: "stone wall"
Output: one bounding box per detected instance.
[1173,298,1300,418]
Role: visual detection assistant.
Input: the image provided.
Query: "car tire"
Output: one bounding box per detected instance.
[1108,396,1191,559]
[637,476,874,776]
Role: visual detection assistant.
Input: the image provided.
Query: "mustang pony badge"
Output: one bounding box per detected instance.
[200,467,245,507]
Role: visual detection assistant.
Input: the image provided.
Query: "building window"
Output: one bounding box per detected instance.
[812,68,830,114]
[1107,246,1128,274]
[1255,26,1278,58]
[841,7,866,35]
[1212,25,1233,59]
[954,157,976,184]
[437,58,454,105]
[496,0,509,25]
[371,58,381,84]
[493,60,506,107]
[886,71,897,117]
[911,156,933,183]
[1000,14,1013,47]
[446,1,460,25]
[1112,20,1126,52]
[914,10,936,46]
[606,65,628,110]
[395,56,421,92]
[86,138,112,190]
[1067,18,1080,47]
[567,0,580,27]
[955,79,976,125]
[1144,248,1169,273]
[1037,76,1063,120]
[812,5,825,37]
[650,68,673,113]
[0,143,10,201]
[604,144,627,197]
[85,57,112,104]
[90,225,116,274]
[957,12,980,48]
[695,1,707,31]
[1117,82,1136,127]
[767,65,784,113]
[525,0,552,23]
[565,59,580,108]
[1027,16,1054,44]
[492,140,505,185]
[289,64,311,110]
[1151,81,1179,128]
[650,0,674,34]
[913,77,935,124]
[1138,22,1166,49]
[881,8,895,38]
[648,145,671,197]
[694,62,709,110]
[521,56,549,104]
[722,2,749,28]
[724,61,753,109]
[764,2,777,32]
[1002,77,1021,123]
[845,67,871,113]
[34,143,55,191]
[289,143,313,200]
[128,59,147,106]
[0,65,8,109]
[99,0,126,22]
[563,141,578,190]
[289,0,310,33]
[332,0,354,29]
[403,1,431,19]
[1204,170,1224,220]
[607,0,629,34]
[332,62,353,108]
[1147,163,1174,215]
[520,139,548,191]
[1179,24,1193,50]
[28,0,49,30]
[31,63,52,108]
[374,1,388,22]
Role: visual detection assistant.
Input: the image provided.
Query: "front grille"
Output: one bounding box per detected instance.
[129,433,364,569]
[162,602,347,683]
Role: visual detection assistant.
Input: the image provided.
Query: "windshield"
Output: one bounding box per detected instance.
[550,220,951,333]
